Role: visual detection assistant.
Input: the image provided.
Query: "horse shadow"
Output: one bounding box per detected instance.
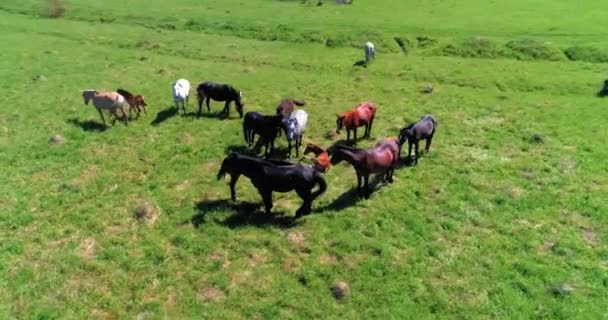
[353,60,368,68]
[224,143,291,160]
[182,111,227,119]
[66,118,107,132]
[192,199,298,229]
[315,174,386,213]
[150,106,178,126]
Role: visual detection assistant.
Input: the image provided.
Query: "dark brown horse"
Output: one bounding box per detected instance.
[117,89,148,118]
[276,98,306,118]
[217,152,327,218]
[330,139,399,199]
[398,114,437,164]
[336,102,377,145]
[242,111,283,157]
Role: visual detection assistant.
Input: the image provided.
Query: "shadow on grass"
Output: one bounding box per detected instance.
[223,142,291,160]
[67,118,107,132]
[150,106,178,126]
[193,199,297,229]
[353,60,368,68]
[315,173,387,212]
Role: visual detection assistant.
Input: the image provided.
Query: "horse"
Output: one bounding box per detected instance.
[82,89,129,126]
[276,98,306,118]
[398,114,437,164]
[242,112,283,156]
[304,143,331,173]
[598,79,608,97]
[217,152,327,218]
[172,79,190,115]
[364,42,376,65]
[330,139,399,199]
[336,102,377,145]
[117,88,148,118]
[196,81,244,118]
[283,109,308,157]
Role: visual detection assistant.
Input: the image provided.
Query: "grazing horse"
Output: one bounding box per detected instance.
[172,79,190,114]
[117,88,148,118]
[283,109,308,157]
[304,143,331,173]
[276,98,306,118]
[398,114,437,164]
[82,89,129,126]
[217,152,327,218]
[330,140,399,199]
[196,82,244,118]
[336,102,377,145]
[598,79,608,97]
[364,42,376,65]
[243,112,283,156]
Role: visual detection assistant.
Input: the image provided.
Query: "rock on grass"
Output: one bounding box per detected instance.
[331,281,349,300]
[49,134,66,145]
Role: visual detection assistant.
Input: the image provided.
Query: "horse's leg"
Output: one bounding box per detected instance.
[229,173,240,202]
[346,129,350,143]
[287,140,292,158]
[206,97,211,113]
[197,97,203,117]
[408,141,413,161]
[295,188,312,218]
[368,118,374,138]
[224,101,231,117]
[356,173,363,198]
[97,108,106,126]
[261,190,273,214]
[364,174,370,199]
[415,141,420,164]
[426,131,435,152]
[353,127,358,146]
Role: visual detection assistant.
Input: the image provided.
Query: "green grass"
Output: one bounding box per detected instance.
[1,1,607,318]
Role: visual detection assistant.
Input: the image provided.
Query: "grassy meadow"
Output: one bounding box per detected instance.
[1,0,607,318]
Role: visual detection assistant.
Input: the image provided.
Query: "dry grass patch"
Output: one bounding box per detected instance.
[198,286,226,302]
[77,238,97,259]
[133,201,160,226]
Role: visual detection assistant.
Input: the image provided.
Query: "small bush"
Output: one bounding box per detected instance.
[503,38,564,61]
[416,36,437,48]
[394,36,412,54]
[43,0,66,18]
[439,37,498,58]
[564,46,608,63]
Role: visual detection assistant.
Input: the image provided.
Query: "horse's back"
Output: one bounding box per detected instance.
[173,79,190,100]
[290,109,308,130]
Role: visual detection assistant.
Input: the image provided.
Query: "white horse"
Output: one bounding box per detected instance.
[172,79,190,114]
[82,89,129,126]
[283,109,308,157]
[364,41,376,64]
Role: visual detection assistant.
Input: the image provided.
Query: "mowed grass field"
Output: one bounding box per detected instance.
[1,0,607,318]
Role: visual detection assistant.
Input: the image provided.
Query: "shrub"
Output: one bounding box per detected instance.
[503,38,564,61]
[564,46,608,63]
[439,37,498,58]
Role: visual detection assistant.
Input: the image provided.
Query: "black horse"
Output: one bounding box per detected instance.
[242,111,283,156]
[598,79,608,97]
[398,114,437,164]
[217,152,327,218]
[196,81,244,118]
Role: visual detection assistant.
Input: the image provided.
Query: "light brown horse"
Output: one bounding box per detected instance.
[336,102,377,145]
[82,90,129,126]
[330,139,399,199]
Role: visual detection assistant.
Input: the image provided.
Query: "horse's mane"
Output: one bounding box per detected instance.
[116,88,134,99]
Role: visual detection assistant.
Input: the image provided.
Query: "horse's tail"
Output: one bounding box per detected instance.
[311,172,327,199]
[291,99,306,106]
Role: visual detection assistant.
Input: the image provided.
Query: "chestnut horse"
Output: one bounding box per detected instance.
[336,102,377,145]
[117,88,148,118]
[330,139,399,199]
[304,143,331,173]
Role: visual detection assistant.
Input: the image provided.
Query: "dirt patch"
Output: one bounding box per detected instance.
[319,254,337,266]
[133,201,160,226]
[325,130,339,140]
[248,251,266,267]
[198,286,226,302]
[581,228,598,246]
[509,187,524,199]
[207,250,230,269]
[179,133,194,145]
[78,238,97,259]
[330,281,350,301]
[91,308,114,320]
[243,66,256,73]
[287,231,305,245]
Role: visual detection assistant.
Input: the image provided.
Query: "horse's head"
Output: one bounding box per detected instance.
[398,127,412,145]
[82,90,96,105]
[336,114,345,133]
[314,152,331,173]
[599,79,608,97]
[217,152,238,180]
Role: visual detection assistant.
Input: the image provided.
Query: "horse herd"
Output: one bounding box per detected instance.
[81,79,438,220]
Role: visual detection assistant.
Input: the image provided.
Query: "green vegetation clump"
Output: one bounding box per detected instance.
[42,0,65,18]
[564,45,608,63]
[439,37,498,58]
[503,38,565,61]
